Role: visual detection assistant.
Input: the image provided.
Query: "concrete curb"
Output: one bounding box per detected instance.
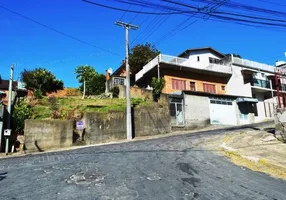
[220,138,286,179]
[0,120,274,160]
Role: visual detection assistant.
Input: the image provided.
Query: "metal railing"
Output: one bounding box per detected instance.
[233,57,275,72]
[135,55,160,81]
[135,54,232,81]
[253,78,271,89]
[245,78,271,89]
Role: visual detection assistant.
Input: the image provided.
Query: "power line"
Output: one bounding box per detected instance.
[82,0,191,15]
[257,0,286,8]
[119,3,131,21]
[154,0,226,46]
[163,0,286,27]
[0,5,122,57]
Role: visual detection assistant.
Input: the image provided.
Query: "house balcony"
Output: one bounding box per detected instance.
[245,78,271,91]
[135,54,232,82]
[232,57,275,73]
[252,78,271,89]
[245,78,286,93]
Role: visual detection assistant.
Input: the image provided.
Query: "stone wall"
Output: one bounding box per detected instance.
[275,108,286,143]
[24,120,74,152]
[83,103,171,144]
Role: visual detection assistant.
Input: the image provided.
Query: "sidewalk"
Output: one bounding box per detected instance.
[215,128,286,180]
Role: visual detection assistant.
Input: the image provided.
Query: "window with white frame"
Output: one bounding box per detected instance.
[114,77,125,85]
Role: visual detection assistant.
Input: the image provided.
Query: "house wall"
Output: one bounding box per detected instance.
[187,50,222,68]
[255,92,266,120]
[161,69,227,94]
[226,65,252,97]
[184,94,211,128]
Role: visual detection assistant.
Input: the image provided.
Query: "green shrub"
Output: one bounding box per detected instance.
[34,90,43,99]
[12,101,32,133]
[151,77,165,102]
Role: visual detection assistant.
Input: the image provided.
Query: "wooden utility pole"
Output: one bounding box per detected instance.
[115,20,139,140]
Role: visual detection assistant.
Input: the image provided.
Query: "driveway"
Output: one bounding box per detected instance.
[0,129,285,200]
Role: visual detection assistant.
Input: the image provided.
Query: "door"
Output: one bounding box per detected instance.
[169,97,184,126]
[209,98,236,125]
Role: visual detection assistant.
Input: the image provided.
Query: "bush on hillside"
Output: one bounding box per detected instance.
[12,101,33,134]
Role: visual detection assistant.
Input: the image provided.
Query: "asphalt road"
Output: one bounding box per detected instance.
[0,130,285,200]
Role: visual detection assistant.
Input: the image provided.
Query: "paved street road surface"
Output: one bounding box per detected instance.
[0,130,285,200]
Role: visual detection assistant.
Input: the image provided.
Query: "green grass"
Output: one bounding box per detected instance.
[31,96,152,119]
[32,105,52,119]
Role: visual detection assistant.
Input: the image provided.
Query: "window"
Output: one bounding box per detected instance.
[190,82,196,91]
[209,97,233,105]
[114,77,125,85]
[209,57,221,64]
[203,83,216,93]
[197,56,200,62]
[172,79,186,90]
[221,85,225,91]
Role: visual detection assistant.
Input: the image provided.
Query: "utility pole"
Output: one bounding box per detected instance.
[115,20,139,140]
[157,55,160,79]
[5,65,14,154]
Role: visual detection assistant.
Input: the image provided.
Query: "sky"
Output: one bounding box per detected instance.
[0,0,286,87]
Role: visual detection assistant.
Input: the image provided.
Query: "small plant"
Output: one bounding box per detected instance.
[151,77,165,102]
[34,89,43,99]
[48,96,57,104]
[132,98,144,106]
[12,101,33,133]
[51,109,67,120]
[110,86,120,98]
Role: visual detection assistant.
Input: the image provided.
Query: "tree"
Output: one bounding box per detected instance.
[75,65,106,97]
[129,43,160,79]
[75,65,96,99]
[12,100,32,134]
[80,73,106,96]
[151,77,165,102]
[21,68,63,96]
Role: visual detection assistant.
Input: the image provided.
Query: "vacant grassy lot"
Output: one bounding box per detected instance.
[31,96,151,120]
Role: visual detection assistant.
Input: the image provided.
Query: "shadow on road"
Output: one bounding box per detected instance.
[34,141,44,152]
[0,172,7,181]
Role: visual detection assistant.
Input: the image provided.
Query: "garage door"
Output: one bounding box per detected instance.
[209,97,237,125]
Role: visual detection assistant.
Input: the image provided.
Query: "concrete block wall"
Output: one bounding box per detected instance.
[24,120,74,152]
[184,95,211,129]
[83,111,127,144]
[134,105,171,137]
[83,104,171,144]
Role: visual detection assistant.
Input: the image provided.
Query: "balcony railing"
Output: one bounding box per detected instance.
[245,78,272,89]
[253,78,271,89]
[233,57,275,72]
[135,54,232,81]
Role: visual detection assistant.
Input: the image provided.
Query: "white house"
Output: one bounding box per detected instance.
[135,47,286,127]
